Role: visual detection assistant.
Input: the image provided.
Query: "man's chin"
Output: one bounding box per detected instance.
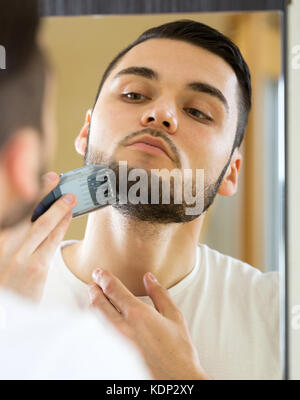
[112,202,201,224]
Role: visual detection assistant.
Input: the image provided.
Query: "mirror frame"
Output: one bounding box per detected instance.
[39,0,289,380]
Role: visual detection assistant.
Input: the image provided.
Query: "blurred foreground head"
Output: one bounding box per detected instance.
[0,0,53,229]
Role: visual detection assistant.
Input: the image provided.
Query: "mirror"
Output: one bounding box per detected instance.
[288,0,300,381]
[40,10,285,380]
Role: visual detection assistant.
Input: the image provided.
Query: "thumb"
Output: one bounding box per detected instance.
[143,272,181,321]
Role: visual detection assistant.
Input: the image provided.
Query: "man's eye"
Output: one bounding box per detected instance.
[121,92,148,102]
[185,108,212,122]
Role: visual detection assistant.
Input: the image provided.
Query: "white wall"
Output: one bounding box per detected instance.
[288,0,300,380]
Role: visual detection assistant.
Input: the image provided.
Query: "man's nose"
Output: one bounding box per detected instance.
[140,103,178,134]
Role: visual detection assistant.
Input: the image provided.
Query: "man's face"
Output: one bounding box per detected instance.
[85,38,240,222]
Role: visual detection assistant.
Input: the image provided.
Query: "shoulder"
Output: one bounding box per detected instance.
[197,243,279,302]
[193,244,279,346]
[0,298,150,379]
[198,242,278,278]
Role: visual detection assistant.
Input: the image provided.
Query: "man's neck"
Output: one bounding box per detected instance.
[62,207,205,296]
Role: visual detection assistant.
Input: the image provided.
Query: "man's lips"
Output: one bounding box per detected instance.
[126,135,173,160]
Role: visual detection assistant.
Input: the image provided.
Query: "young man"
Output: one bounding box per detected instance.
[42,20,280,380]
[0,0,151,379]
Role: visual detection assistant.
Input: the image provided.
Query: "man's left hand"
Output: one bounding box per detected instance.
[88,268,211,380]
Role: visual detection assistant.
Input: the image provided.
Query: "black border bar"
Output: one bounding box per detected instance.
[39,0,286,17]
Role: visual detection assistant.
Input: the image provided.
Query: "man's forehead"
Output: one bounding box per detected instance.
[110,38,238,101]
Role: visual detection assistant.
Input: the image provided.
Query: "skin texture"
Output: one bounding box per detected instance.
[63,38,244,379]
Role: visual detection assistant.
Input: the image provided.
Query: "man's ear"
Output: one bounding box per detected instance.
[217,147,242,197]
[3,128,41,201]
[75,109,92,156]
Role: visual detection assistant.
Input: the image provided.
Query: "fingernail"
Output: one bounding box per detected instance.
[43,172,58,182]
[92,269,101,281]
[63,194,75,204]
[147,272,157,282]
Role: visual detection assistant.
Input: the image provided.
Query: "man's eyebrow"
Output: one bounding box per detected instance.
[187,82,229,114]
[113,66,229,113]
[113,66,158,81]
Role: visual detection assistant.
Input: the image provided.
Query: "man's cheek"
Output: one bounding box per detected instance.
[89,128,114,152]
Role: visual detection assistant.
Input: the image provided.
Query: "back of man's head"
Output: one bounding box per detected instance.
[0,0,50,228]
[0,0,47,149]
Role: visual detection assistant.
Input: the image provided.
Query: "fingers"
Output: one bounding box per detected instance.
[39,172,60,200]
[92,269,139,319]
[0,220,33,260]
[0,214,72,288]
[88,282,124,324]
[88,282,135,345]
[0,207,74,301]
[31,212,72,267]
[143,272,183,322]
[15,194,77,259]
[92,269,181,322]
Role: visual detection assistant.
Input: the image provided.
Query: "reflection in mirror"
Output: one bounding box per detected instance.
[41,12,284,379]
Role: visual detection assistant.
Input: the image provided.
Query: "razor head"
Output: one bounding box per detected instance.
[31,164,117,222]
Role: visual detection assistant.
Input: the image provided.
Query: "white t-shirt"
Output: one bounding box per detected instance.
[0,289,151,379]
[41,240,281,380]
